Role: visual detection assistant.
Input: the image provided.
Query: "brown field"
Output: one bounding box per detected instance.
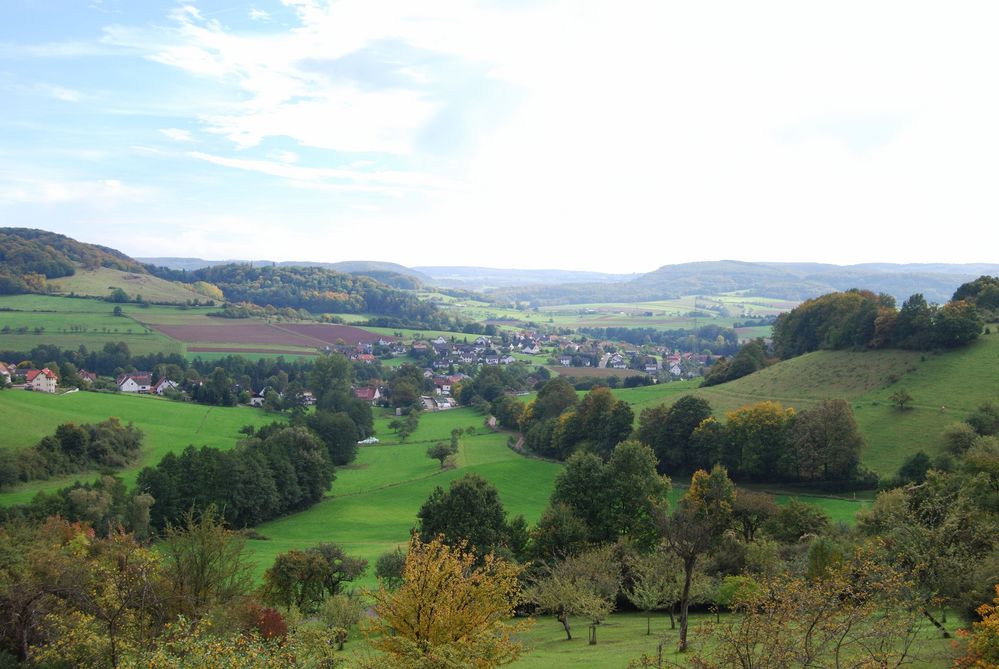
[151,322,388,348]
[278,323,392,345]
[187,346,318,356]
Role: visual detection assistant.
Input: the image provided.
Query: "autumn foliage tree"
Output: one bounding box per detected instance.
[364,534,528,669]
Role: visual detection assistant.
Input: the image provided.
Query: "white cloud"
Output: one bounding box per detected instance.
[249,8,271,22]
[188,151,457,192]
[159,128,193,142]
[0,178,151,205]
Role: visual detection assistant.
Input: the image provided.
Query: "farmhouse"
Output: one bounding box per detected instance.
[354,386,382,402]
[117,372,152,393]
[154,378,179,395]
[25,368,58,393]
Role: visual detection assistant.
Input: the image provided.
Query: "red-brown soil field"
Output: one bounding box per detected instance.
[152,322,391,348]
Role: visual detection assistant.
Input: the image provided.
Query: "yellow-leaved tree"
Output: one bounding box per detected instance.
[362,534,530,669]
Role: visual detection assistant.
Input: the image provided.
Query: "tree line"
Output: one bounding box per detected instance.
[772,285,984,359]
[0,418,141,487]
[146,263,457,328]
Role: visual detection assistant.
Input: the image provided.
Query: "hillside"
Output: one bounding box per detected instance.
[414,266,639,291]
[618,329,999,476]
[49,266,207,303]
[0,227,146,293]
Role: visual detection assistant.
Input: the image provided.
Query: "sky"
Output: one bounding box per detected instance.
[2,0,998,273]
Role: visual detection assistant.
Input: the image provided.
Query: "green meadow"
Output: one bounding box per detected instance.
[0,390,273,505]
[610,329,999,476]
[501,611,955,669]
[248,407,562,586]
[49,266,204,303]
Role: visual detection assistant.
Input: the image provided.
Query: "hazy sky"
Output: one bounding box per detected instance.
[2,1,998,272]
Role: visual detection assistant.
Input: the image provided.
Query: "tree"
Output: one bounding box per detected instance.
[305,410,359,466]
[374,548,406,590]
[638,395,713,474]
[417,474,510,557]
[262,543,366,614]
[530,502,591,561]
[527,545,622,644]
[32,530,164,669]
[890,388,914,411]
[954,584,999,668]
[159,507,253,620]
[624,550,681,635]
[787,399,864,481]
[656,465,735,652]
[689,546,923,669]
[364,534,528,668]
[426,441,457,469]
[725,401,795,480]
[732,488,778,543]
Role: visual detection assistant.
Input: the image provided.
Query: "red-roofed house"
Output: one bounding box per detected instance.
[26,368,58,393]
[117,372,152,393]
[354,386,382,403]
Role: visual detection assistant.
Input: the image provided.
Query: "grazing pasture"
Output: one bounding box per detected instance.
[0,390,274,505]
[48,266,205,303]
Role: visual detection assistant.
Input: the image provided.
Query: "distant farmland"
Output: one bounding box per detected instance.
[150,321,391,352]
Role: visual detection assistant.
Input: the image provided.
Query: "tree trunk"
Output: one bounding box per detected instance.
[558,613,572,640]
[589,623,597,645]
[668,603,675,630]
[678,557,695,652]
[921,607,950,638]
[647,614,651,635]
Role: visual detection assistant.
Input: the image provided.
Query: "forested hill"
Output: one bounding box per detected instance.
[489,260,999,306]
[151,263,450,325]
[0,228,145,293]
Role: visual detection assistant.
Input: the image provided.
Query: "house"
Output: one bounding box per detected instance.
[0,366,10,385]
[78,370,97,384]
[25,368,58,393]
[351,353,376,364]
[433,377,452,396]
[301,391,317,406]
[521,342,541,355]
[558,355,572,367]
[354,386,382,402]
[432,336,448,345]
[154,378,179,395]
[117,372,152,393]
[500,355,516,365]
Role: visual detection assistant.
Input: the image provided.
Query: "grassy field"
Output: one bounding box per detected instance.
[334,609,956,667]
[247,407,562,585]
[501,611,956,669]
[0,294,183,356]
[49,267,204,303]
[611,330,999,476]
[0,391,274,505]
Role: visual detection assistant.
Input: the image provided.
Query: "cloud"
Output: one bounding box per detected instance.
[0,178,151,204]
[187,151,457,192]
[159,128,194,142]
[249,8,271,22]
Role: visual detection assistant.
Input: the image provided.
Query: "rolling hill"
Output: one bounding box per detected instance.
[615,327,999,476]
[490,260,999,306]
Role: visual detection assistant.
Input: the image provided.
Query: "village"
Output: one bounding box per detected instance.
[0,329,713,413]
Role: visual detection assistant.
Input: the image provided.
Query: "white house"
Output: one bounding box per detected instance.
[117,372,152,393]
[25,368,58,393]
[154,378,179,395]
